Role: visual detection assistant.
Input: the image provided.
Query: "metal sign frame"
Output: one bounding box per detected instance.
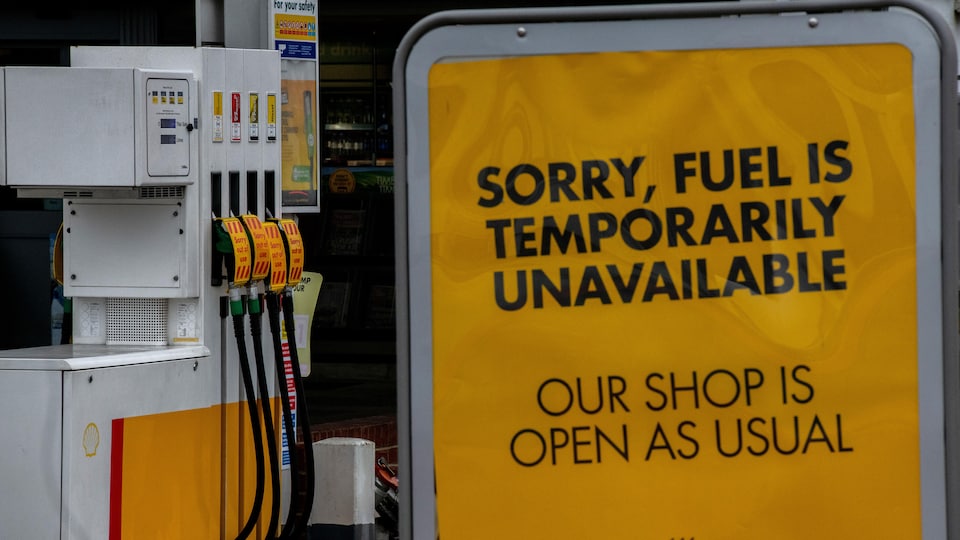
[394,1,959,538]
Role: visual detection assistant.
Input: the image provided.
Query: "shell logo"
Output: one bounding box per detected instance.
[82,423,100,457]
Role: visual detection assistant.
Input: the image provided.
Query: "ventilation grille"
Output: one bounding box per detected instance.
[62,190,94,198]
[106,298,167,345]
[139,186,185,199]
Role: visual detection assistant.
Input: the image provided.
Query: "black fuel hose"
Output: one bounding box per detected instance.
[233,303,266,540]
[281,290,316,539]
[267,292,303,539]
[249,292,281,539]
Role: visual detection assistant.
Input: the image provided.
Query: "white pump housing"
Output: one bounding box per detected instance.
[1,67,198,190]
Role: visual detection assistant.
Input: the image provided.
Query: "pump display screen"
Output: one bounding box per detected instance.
[160,118,177,129]
[160,134,176,145]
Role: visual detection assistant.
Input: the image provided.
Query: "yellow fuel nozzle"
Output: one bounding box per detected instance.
[271,218,304,290]
[240,214,271,284]
[263,221,288,294]
[239,214,272,316]
[214,216,253,289]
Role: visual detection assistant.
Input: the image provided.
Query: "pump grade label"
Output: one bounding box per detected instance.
[248,92,260,141]
[428,44,921,539]
[231,92,242,143]
[212,91,224,143]
[267,93,278,142]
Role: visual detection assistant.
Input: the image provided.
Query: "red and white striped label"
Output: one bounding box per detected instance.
[240,215,270,282]
[220,217,251,285]
[280,219,304,286]
[264,222,288,292]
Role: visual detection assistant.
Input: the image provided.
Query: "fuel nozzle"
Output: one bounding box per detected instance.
[214,215,268,540]
[214,216,253,290]
[262,219,297,539]
[266,217,314,538]
[228,285,245,317]
[239,213,272,314]
[270,218,305,293]
[238,213,282,539]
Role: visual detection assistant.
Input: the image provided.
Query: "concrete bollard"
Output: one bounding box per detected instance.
[308,437,376,540]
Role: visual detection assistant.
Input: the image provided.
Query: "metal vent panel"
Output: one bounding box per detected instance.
[106,298,167,345]
[139,186,185,199]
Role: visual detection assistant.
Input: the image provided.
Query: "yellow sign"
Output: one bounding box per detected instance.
[264,221,288,293]
[292,271,323,376]
[429,45,918,538]
[240,214,270,282]
[274,13,317,41]
[219,217,252,286]
[278,219,305,287]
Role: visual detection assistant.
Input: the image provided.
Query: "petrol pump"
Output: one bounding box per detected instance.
[0,46,314,539]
